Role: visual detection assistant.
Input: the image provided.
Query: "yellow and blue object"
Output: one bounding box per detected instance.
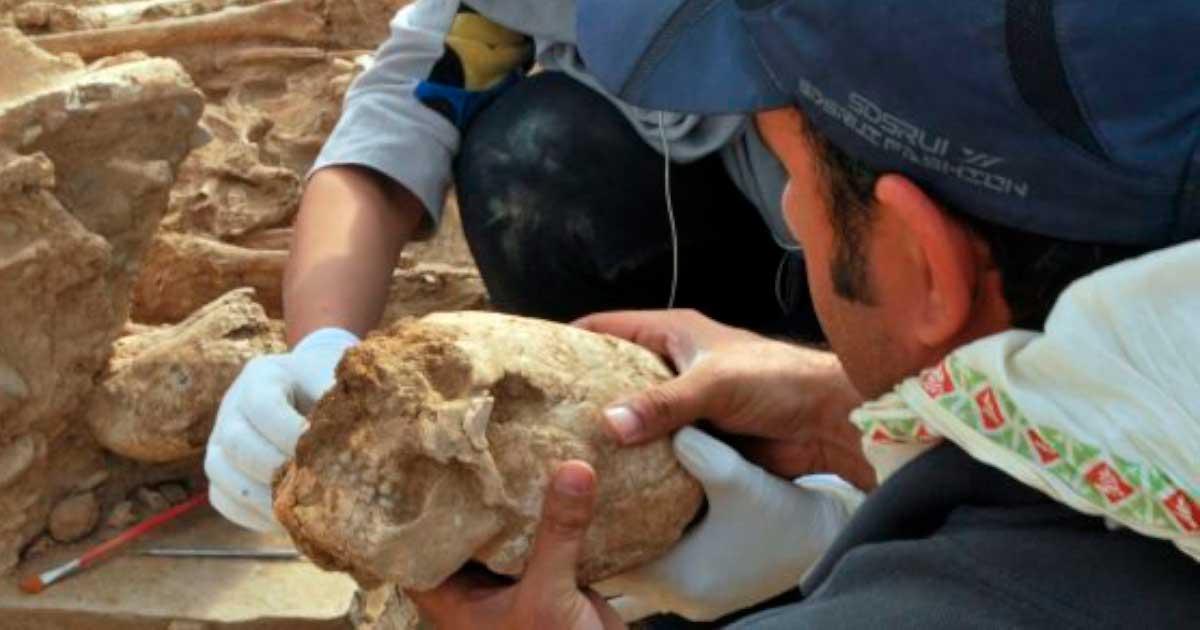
[417,9,533,130]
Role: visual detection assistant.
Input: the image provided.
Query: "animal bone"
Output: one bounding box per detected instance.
[31,0,326,60]
[131,232,287,323]
[88,288,284,462]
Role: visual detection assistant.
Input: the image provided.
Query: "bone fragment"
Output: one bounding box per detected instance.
[32,0,326,60]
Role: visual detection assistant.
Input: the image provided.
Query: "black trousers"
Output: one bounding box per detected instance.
[454,72,822,341]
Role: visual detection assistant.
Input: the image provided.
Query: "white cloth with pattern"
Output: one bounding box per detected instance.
[850,241,1200,563]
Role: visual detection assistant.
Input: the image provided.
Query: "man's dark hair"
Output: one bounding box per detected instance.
[801,121,1153,330]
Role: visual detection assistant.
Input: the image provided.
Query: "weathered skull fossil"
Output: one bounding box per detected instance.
[273,312,703,590]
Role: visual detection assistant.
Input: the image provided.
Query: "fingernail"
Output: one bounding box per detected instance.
[604,406,642,443]
[555,463,594,496]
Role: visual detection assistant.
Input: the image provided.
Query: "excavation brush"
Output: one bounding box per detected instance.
[18,491,209,594]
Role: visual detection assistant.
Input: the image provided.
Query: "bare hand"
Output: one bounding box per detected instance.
[576,309,874,489]
[407,462,626,630]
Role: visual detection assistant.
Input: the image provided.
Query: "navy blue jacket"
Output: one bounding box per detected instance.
[649,444,1200,629]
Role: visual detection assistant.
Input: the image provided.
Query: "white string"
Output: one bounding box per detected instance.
[658,111,679,309]
[774,250,790,312]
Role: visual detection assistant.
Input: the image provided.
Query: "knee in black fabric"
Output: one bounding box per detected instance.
[456,72,664,215]
[454,72,671,320]
[451,72,811,334]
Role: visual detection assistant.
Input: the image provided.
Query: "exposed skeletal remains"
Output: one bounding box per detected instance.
[273,312,703,590]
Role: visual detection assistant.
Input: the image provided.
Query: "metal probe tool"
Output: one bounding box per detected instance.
[135,548,303,560]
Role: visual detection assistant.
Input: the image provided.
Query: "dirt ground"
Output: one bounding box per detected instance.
[0,1,477,626]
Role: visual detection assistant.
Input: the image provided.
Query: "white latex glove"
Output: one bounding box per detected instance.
[204,327,359,532]
[597,427,864,622]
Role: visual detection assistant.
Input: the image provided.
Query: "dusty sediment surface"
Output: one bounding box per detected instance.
[0,26,203,573]
[4,1,487,612]
[1,508,418,629]
[1,1,490,626]
[274,312,703,590]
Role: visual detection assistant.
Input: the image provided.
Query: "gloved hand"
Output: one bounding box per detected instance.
[597,427,863,622]
[204,327,359,532]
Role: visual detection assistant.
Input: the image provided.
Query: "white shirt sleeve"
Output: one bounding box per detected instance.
[310,0,463,229]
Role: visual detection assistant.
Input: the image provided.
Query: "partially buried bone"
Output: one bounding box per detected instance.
[273,312,703,590]
[88,288,284,463]
[31,0,326,60]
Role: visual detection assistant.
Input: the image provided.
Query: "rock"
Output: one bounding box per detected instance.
[0,27,202,573]
[211,47,363,176]
[49,492,100,543]
[351,587,420,630]
[105,500,138,529]
[143,42,366,243]
[136,487,171,514]
[326,0,411,51]
[88,288,285,462]
[231,226,293,251]
[12,2,98,33]
[167,621,208,630]
[162,103,303,240]
[274,312,702,590]
[159,483,189,505]
[161,79,322,241]
[21,534,54,561]
[74,470,110,493]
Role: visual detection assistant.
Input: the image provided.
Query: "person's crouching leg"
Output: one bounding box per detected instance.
[454,72,806,334]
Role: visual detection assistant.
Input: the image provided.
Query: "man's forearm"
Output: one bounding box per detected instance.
[283,166,424,346]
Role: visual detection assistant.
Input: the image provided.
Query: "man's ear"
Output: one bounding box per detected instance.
[873,174,977,347]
